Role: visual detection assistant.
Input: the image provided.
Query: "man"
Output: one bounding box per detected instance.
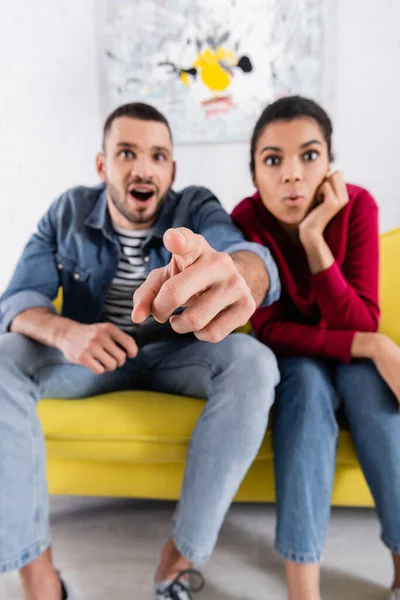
[0,102,280,600]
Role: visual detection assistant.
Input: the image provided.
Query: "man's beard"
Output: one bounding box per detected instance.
[106,180,167,226]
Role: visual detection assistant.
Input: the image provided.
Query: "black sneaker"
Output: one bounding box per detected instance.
[57,572,75,600]
[154,569,205,599]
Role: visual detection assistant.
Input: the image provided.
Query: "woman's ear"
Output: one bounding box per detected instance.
[327,162,339,178]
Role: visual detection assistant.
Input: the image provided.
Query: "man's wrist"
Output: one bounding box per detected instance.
[48,314,73,349]
[9,307,73,350]
[231,251,268,307]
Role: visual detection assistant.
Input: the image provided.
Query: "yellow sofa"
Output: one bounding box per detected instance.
[38,228,400,507]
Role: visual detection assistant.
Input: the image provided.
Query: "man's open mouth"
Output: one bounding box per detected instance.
[129,189,154,202]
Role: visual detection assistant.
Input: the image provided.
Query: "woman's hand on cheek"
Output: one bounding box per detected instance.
[299,171,349,244]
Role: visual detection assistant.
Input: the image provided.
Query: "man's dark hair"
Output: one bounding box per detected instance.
[250,95,334,174]
[102,102,173,149]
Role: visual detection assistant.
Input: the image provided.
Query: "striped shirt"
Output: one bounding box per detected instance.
[102,225,150,332]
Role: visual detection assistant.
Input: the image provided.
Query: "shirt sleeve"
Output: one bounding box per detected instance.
[190,189,281,306]
[251,301,356,363]
[310,189,380,331]
[0,200,61,333]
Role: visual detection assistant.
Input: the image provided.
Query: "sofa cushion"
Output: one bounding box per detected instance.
[41,228,400,470]
[38,391,358,465]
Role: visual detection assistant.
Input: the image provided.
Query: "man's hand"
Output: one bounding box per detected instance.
[132,228,256,343]
[299,171,349,243]
[55,321,138,374]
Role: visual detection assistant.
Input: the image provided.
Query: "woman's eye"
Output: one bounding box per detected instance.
[265,156,281,166]
[303,150,319,161]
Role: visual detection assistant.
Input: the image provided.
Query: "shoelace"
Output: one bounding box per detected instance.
[162,569,205,599]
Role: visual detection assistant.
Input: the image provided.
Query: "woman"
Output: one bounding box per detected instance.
[232,95,400,600]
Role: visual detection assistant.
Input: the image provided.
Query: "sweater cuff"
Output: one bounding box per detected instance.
[320,329,357,363]
[310,262,348,301]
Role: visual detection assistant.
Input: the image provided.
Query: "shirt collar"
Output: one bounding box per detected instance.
[84,185,177,242]
[84,185,117,242]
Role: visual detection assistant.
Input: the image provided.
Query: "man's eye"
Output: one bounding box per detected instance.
[119,150,134,159]
[154,153,166,162]
[303,150,319,161]
[264,156,281,166]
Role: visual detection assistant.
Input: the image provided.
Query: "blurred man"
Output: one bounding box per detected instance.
[0,102,280,599]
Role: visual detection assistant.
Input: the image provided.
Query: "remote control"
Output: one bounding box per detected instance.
[131,319,194,348]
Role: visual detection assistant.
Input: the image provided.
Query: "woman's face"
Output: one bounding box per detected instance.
[253,117,330,229]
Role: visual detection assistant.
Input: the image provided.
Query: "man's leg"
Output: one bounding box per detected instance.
[140,333,279,584]
[0,332,140,599]
[273,357,341,600]
[335,360,400,593]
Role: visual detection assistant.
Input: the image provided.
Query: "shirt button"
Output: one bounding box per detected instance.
[57,263,64,270]
[144,256,150,263]
[73,273,80,281]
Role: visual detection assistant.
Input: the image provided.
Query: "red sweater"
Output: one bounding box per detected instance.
[232,184,380,363]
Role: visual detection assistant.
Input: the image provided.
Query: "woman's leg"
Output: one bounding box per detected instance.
[336,359,400,592]
[274,357,341,600]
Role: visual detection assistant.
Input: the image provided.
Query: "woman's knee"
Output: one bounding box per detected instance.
[337,359,397,412]
[277,357,338,413]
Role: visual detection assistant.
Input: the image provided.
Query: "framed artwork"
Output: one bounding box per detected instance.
[102,0,324,143]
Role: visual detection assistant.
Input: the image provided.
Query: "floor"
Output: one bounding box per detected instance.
[1,497,393,600]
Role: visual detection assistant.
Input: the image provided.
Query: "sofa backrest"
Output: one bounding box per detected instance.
[380,227,400,344]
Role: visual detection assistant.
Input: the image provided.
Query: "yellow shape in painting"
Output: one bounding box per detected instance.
[180,72,190,86]
[194,46,238,92]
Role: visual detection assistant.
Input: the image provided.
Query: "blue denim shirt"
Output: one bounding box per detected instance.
[0,184,280,333]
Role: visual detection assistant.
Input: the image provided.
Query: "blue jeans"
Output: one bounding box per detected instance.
[0,332,279,572]
[273,357,400,563]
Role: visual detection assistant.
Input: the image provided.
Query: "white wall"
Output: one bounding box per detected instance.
[0,0,101,292]
[0,0,399,291]
[332,0,400,233]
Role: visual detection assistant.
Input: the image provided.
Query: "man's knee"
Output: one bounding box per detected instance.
[0,332,37,372]
[0,333,42,428]
[221,333,279,384]
[213,334,279,419]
